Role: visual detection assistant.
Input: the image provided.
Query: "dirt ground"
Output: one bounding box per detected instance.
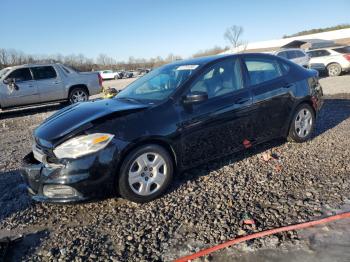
[0,74,349,261]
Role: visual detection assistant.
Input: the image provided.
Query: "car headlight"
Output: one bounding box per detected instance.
[53,133,114,159]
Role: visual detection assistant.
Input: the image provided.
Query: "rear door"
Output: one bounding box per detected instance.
[178,57,253,168]
[2,68,39,107]
[242,56,292,142]
[31,66,65,102]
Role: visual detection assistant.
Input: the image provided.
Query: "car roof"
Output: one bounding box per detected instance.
[308,46,347,51]
[8,63,59,69]
[167,53,281,67]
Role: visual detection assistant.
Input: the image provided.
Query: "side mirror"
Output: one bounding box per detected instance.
[4,78,19,91]
[183,91,208,105]
[3,78,12,85]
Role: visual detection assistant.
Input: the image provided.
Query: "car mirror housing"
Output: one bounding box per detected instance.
[183,91,208,105]
[3,78,13,85]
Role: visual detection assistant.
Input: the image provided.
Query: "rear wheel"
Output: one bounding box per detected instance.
[287,103,315,143]
[118,144,174,203]
[327,63,342,77]
[69,87,89,104]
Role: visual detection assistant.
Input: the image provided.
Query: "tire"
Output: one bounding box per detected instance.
[69,87,89,104]
[327,63,342,77]
[287,103,315,143]
[118,144,174,203]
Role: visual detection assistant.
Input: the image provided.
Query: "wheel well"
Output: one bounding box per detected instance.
[326,62,341,69]
[115,139,178,181]
[68,84,89,98]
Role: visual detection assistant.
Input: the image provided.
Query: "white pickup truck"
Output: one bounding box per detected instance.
[0,63,102,109]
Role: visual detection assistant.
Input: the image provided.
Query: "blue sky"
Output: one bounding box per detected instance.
[1,0,349,61]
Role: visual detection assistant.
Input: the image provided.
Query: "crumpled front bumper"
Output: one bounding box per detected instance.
[21,145,119,203]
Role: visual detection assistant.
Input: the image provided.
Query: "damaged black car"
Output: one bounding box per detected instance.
[22,53,323,203]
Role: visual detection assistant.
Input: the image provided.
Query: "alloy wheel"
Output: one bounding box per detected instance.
[294,108,313,138]
[70,90,88,103]
[128,152,167,196]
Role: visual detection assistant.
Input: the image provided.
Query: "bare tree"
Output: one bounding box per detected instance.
[224,25,244,48]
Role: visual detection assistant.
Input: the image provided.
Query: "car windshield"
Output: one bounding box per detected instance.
[116,63,199,102]
[0,68,10,79]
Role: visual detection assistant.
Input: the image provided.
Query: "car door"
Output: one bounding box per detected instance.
[177,57,253,168]
[1,67,39,107]
[31,66,65,102]
[242,56,292,142]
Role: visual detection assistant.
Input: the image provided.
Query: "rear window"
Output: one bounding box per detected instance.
[31,66,57,80]
[244,58,282,86]
[333,46,350,54]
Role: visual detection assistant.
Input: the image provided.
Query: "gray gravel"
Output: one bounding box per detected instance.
[0,79,349,261]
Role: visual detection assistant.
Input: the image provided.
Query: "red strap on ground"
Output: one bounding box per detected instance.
[174,212,350,262]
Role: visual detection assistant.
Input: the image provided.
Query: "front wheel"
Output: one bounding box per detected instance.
[69,88,89,104]
[118,145,174,203]
[287,104,315,143]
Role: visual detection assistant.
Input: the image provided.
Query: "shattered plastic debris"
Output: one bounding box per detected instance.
[262,152,272,162]
[242,212,256,225]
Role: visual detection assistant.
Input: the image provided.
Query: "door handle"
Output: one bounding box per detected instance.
[234,98,249,104]
[53,81,60,84]
[283,83,294,89]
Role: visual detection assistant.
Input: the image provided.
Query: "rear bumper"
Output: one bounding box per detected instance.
[21,143,120,203]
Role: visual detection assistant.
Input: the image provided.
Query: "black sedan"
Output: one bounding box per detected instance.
[22,53,323,203]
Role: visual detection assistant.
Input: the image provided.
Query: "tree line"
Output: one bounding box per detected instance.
[283,24,350,38]
[0,46,228,72]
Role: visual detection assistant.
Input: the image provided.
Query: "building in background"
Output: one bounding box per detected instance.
[224,28,350,54]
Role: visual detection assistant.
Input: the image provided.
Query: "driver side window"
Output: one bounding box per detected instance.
[189,58,243,99]
[6,68,32,82]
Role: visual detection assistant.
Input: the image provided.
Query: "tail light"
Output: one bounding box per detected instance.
[98,73,103,87]
[343,54,350,61]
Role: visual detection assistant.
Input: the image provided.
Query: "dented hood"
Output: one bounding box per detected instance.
[34,98,149,146]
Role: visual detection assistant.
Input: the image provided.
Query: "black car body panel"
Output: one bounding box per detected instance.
[21,53,323,202]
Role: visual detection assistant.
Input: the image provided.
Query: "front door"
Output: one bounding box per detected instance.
[31,66,65,102]
[1,67,39,107]
[178,57,253,168]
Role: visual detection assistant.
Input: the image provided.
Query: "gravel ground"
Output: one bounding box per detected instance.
[0,76,349,261]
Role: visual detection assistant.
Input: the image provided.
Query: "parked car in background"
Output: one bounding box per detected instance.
[0,63,101,109]
[98,70,122,80]
[123,71,134,78]
[137,68,151,77]
[22,53,323,203]
[307,46,350,76]
[274,48,310,68]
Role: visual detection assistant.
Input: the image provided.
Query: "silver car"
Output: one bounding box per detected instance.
[274,48,310,68]
[0,63,102,109]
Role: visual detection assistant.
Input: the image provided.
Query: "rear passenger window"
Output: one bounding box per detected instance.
[31,66,57,80]
[308,50,330,58]
[244,58,282,86]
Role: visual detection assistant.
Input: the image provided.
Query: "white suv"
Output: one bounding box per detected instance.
[274,48,310,68]
[307,46,350,76]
